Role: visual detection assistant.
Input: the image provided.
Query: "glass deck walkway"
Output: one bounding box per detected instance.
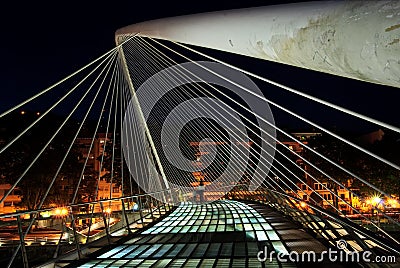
[65,200,347,268]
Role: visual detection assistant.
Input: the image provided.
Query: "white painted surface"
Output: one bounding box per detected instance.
[116,1,400,88]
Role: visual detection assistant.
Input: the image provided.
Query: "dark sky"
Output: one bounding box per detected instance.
[2,0,399,134]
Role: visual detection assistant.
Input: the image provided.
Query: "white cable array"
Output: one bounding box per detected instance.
[121,36,400,240]
[149,37,399,201]
[0,51,117,204]
[133,37,399,227]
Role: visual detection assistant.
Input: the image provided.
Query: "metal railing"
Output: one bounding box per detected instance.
[0,188,179,268]
[228,187,400,258]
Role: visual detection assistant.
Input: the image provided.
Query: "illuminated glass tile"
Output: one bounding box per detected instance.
[272,241,289,255]
[192,243,209,258]
[256,230,268,241]
[231,258,246,267]
[97,245,127,258]
[151,226,165,234]
[199,226,208,232]
[217,225,226,232]
[166,243,186,257]
[108,260,129,267]
[153,259,173,267]
[184,259,201,267]
[206,243,221,257]
[246,231,256,240]
[153,244,174,258]
[262,223,273,230]
[189,225,200,232]
[180,244,197,257]
[216,259,231,266]
[126,260,143,266]
[171,227,183,233]
[125,245,151,258]
[180,226,191,232]
[248,258,263,267]
[244,224,253,231]
[95,260,115,267]
[140,244,162,258]
[242,218,250,223]
[200,259,215,267]
[234,218,242,223]
[266,230,280,241]
[139,260,157,267]
[112,245,139,258]
[207,225,217,232]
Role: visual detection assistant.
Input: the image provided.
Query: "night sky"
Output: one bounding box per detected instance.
[2,0,399,134]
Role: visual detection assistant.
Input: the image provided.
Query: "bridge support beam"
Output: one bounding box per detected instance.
[116,1,400,89]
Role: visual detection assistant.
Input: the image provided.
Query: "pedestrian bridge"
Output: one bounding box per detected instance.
[31,192,398,268]
[1,1,400,267]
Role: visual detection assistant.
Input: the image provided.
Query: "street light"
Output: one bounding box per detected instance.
[371,194,381,207]
[104,207,112,214]
[54,207,68,217]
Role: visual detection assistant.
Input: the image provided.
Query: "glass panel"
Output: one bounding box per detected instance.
[139,244,162,258]
[267,230,280,241]
[192,243,209,258]
[234,242,246,257]
[180,243,197,257]
[125,245,150,258]
[112,245,139,258]
[184,259,201,267]
[166,243,186,258]
[153,244,174,258]
[220,243,233,257]
[256,230,268,241]
[200,259,215,267]
[206,243,221,257]
[98,245,127,258]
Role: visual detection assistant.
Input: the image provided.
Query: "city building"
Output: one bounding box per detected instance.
[0,183,22,214]
[75,133,110,173]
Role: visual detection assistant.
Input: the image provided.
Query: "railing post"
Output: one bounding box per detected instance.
[157,198,161,216]
[100,202,111,245]
[17,215,29,268]
[121,199,132,234]
[53,216,65,259]
[69,207,82,259]
[137,196,144,228]
[147,196,154,219]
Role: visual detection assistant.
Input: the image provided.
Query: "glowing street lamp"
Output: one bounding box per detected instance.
[54,207,68,217]
[370,194,382,207]
[104,207,112,214]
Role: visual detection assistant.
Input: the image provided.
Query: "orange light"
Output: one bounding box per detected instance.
[300,201,307,208]
[54,208,61,216]
[370,194,381,207]
[61,208,68,216]
[105,207,112,214]
[20,111,25,115]
[54,207,68,217]
[388,198,398,208]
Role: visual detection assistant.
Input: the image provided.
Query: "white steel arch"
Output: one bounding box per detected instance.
[116,1,400,89]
